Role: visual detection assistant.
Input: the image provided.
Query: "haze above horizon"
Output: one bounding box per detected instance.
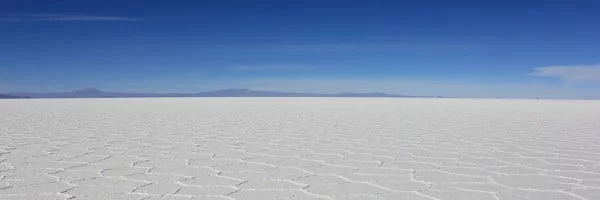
[2,0,600,99]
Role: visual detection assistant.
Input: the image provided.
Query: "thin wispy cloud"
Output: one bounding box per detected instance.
[533,64,600,83]
[274,44,363,51]
[0,14,139,22]
[280,43,475,52]
[232,65,311,71]
[232,42,478,53]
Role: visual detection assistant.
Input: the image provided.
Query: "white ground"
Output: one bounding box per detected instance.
[1,98,600,200]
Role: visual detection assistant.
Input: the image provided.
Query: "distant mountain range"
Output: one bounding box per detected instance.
[0,94,27,99]
[5,88,436,99]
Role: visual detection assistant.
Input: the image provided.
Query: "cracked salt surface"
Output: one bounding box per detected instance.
[1,98,600,200]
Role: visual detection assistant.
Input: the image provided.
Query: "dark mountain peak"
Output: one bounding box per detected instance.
[6,88,425,98]
[337,92,401,97]
[340,92,386,95]
[212,88,251,92]
[0,94,26,99]
[73,88,103,93]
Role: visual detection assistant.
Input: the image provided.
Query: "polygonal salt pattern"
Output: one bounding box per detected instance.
[1,98,599,199]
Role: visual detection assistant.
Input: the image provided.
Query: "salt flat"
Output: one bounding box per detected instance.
[1,98,599,200]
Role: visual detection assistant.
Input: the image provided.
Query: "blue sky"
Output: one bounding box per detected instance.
[1,0,600,98]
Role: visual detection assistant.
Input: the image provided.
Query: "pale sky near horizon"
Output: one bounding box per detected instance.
[2,0,600,98]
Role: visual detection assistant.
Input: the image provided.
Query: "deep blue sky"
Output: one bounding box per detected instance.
[2,0,600,98]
